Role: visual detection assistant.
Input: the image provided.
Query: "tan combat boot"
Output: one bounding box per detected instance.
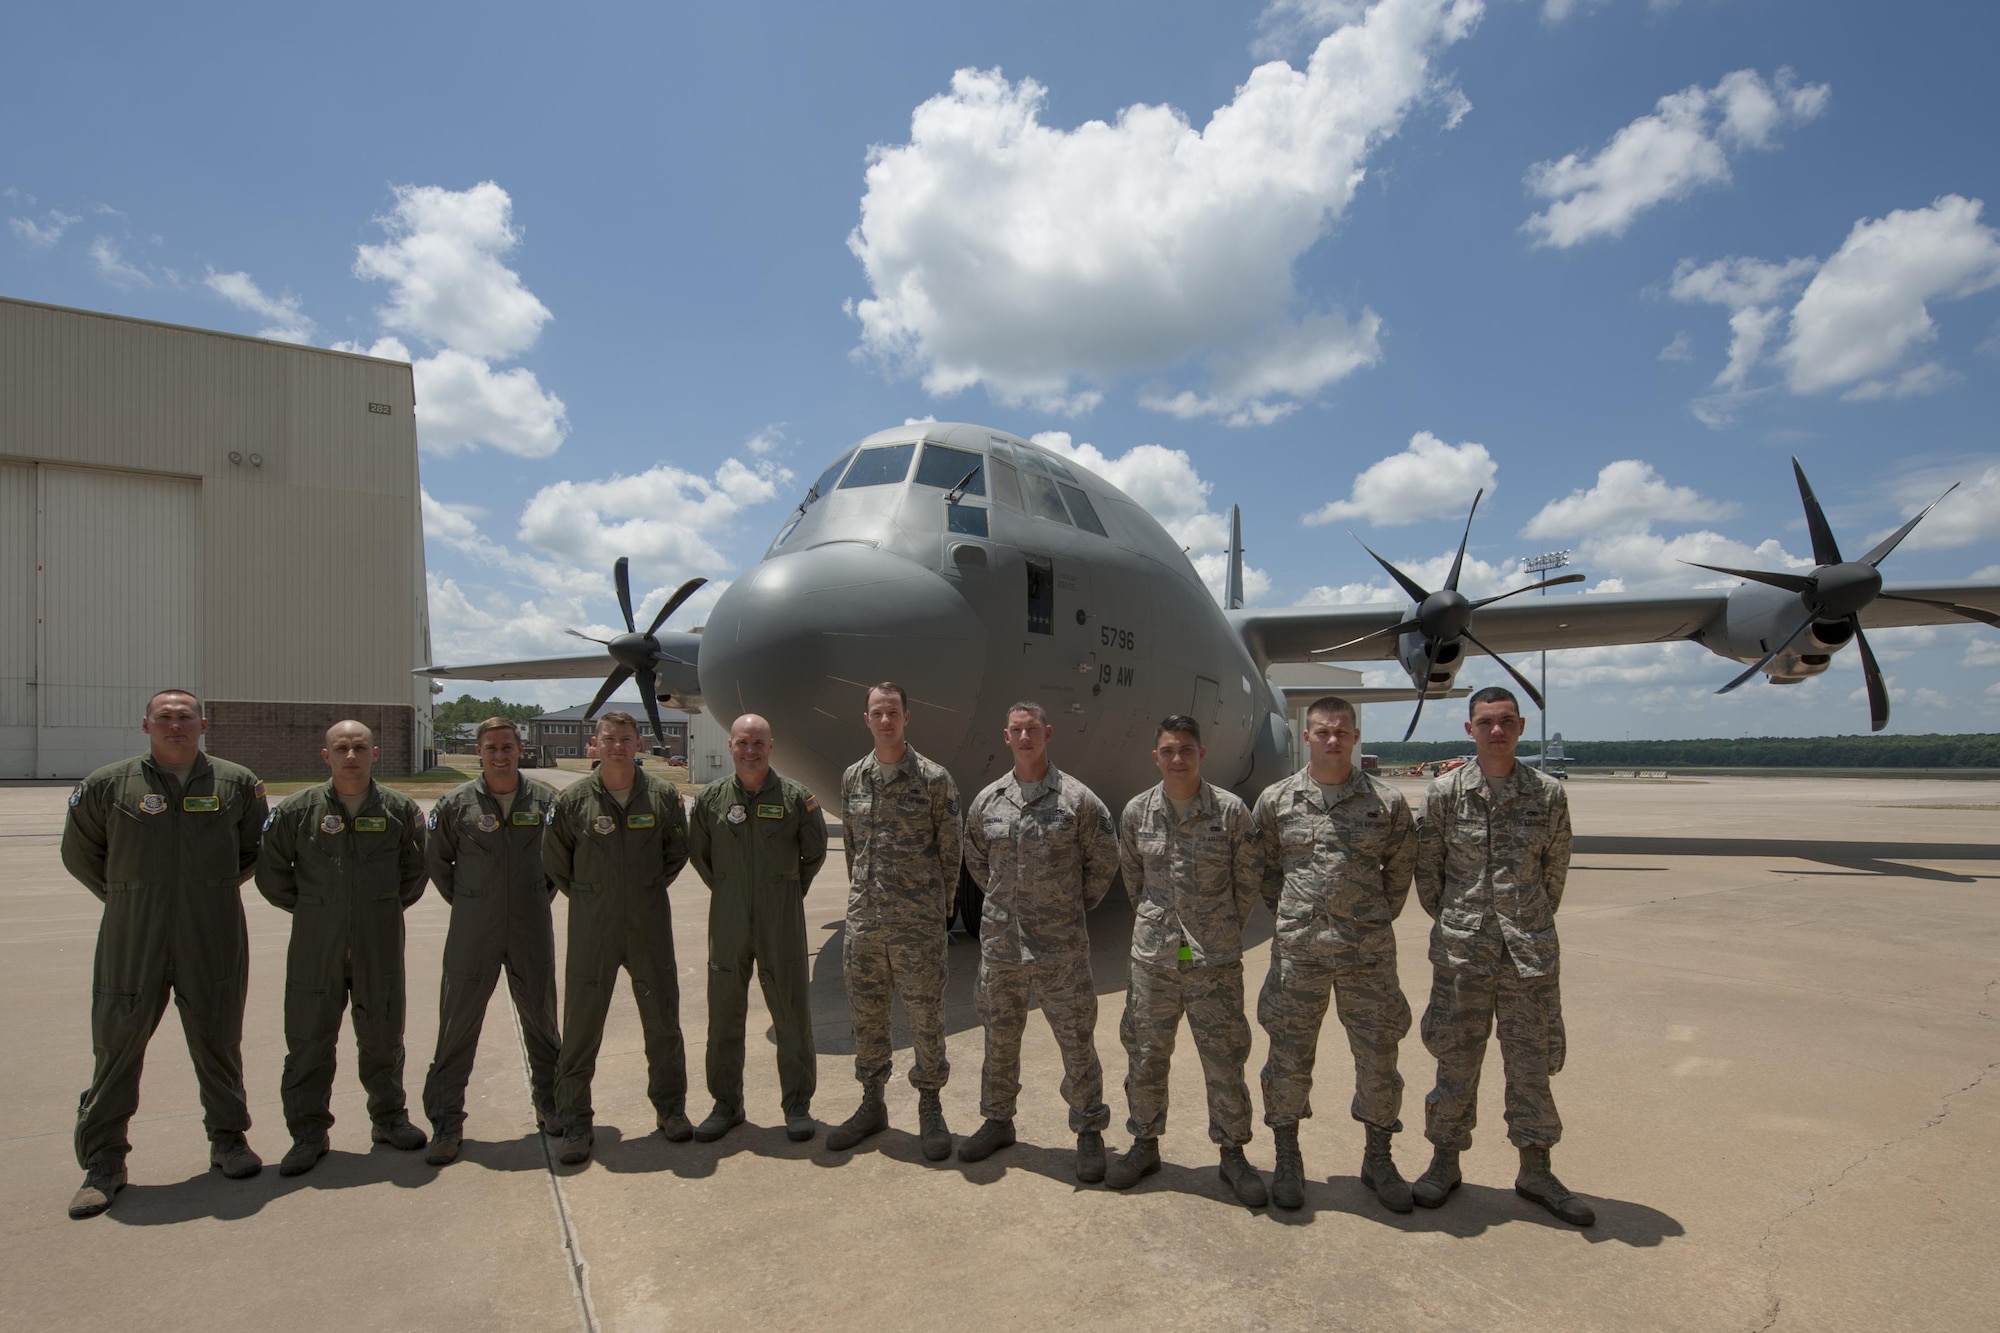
[1516,1144,1595,1226]
[1361,1124,1413,1213]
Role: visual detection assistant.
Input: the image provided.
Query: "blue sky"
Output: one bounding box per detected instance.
[6,0,1997,740]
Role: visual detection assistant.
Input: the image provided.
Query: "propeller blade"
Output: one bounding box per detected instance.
[1876,592,2000,630]
[645,576,709,636]
[1716,611,1818,694]
[614,556,636,633]
[1467,572,1587,610]
[1682,561,1816,595]
[1459,626,1547,711]
[583,665,634,720]
[1791,458,1845,567]
[1852,617,1890,732]
[635,668,669,754]
[564,628,611,645]
[1860,482,1960,568]
[1402,645,1437,742]
[1445,490,1484,593]
[1353,534,1433,604]
[1311,618,1422,655]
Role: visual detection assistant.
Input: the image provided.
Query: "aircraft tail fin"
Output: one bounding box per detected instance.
[1225,504,1245,610]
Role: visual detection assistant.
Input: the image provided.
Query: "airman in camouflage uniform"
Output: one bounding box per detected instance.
[1412,686,1593,1226]
[1251,696,1417,1212]
[59,689,269,1219]
[959,703,1118,1183]
[1104,716,1268,1207]
[827,684,962,1160]
[256,720,429,1177]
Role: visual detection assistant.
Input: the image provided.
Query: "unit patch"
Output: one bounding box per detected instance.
[627,813,656,829]
[69,785,83,808]
[426,810,438,830]
[756,803,786,820]
[321,814,346,835]
[477,813,501,833]
[544,805,556,825]
[592,815,618,835]
[511,810,540,827]
[183,796,220,812]
[356,816,388,833]
[726,804,747,825]
[803,794,819,813]
[263,811,277,833]
[139,793,168,815]
[253,780,267,799]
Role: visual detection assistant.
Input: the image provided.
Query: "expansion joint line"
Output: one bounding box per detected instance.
[510,991,600,1333]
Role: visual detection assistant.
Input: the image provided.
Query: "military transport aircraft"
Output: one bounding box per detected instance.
[422,421,2000,918]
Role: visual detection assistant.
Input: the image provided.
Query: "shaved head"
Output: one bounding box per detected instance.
[326,719,375,748]
[728,713,775,786]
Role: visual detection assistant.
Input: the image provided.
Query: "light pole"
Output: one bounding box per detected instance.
[1520,549,1573,771]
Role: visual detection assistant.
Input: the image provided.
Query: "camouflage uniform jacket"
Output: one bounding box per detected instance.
[1117,780,1260,967]
[840,745,961,937]
[964,766,1116,965]
[1415,760,1572,979]
[1251,766,1416,968]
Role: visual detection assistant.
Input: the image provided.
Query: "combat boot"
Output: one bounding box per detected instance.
[785,1112,817,1143]
[371,1115,429,1151]
[1075,1131,1107,1184]
[694,1103,745,1143]
[1105,1136,1161,1190]
[535,1102,563,1137]
[957,1117,1016,1162]
[825,1086,888,1151]
[917,1089,953,1162]
[658,1107,694,1143]
[1218,1145,1269,1208]
[67,1160,126,1219]
[558,1123,594,1165]
[1411,1146,1462,1208]
[1360,1125,1414,1213]
[279,1137,329,1177]
[1515,1145,1596,1226]
[424,1127,462,1166]
[209,1133,263,1179]
[1271,1124,1305,1210]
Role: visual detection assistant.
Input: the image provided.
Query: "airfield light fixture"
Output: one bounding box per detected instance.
[1520,549,1573,771]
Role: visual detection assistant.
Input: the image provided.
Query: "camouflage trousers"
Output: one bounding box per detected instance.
[974,954,1110,1133]
[1421,964,1565,1149]
[1119,958,1253,1146]
[1257,952,1410,1131]
[846,926,950,1092]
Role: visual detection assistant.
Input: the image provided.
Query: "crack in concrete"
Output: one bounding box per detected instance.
[1751,1059,2000,1331]
[509,990,599,1333]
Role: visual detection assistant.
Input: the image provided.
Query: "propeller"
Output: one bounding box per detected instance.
[1686,457,1993,732]
[572,557,706,752]
[1311,490,1585,740]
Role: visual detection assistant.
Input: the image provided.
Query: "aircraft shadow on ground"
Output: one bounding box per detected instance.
[800,890,1277,1057]
[1574,834,2000,884]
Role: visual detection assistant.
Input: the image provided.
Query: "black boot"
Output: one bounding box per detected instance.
[1361,1124,1413,1213]
[826,1086,889,1151]
[1412,1146,1462,1208]
[1105,1137,1160,1189]
[1075,1131,1107,1184]
[1516,1145,1596,1226]
[958,1117,1016,1162]
[1218,1145,1268,1207]
[209,1133,263,1179]
[1271,1124,1305,1210]
[917,1089,953,1162]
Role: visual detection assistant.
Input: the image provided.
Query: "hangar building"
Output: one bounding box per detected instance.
[0,296,433,779]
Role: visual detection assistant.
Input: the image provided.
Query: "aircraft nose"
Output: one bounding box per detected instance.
[699,543,988,782]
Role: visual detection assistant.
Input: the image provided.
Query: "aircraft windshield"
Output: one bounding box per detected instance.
[914,444,986,496]
[803,448,855,507]
[838,443,916,489]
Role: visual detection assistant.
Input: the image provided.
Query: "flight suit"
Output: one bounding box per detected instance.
[256,781,427,1141]
[1251,766,1417,1131]
[421,775,563,1135]
[688,770,828,1118]
[60,753,268,1171]
[544,769,692,1128]
[962,767,1117,1133]
[1415,761,1574,1150]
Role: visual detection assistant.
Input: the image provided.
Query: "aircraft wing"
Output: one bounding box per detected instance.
[1852,581,2000,630]
[1233,592,1724,663]
[414,653,611,681]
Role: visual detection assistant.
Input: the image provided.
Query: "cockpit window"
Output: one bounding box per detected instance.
[914,444,986,496]
[1015,448,1051,475]
[1043,454,1080,484]
[806,448,856,504]
[837,443,917,489]
[1023,470,1072,525]
[990,459,1024,510]
[1057,483,1107,536]
[987,436,1016,462]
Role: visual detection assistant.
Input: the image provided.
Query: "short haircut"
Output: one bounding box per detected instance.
[1005,701,1049,726]
[1155,714,1201,744]
[475,717,521,743]
[146,688,202,716]
[1468,686,1520,716]
[1304,695,1357,727]
[595,710,641,736]
[866,682,909,710]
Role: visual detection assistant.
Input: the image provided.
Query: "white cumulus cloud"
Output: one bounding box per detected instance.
[1522,460,1738,540]
[203,269,316,343]
[517,458,792,575]
[354,182,552,359]
[847,0,1482,422]
[1303,430,1496,527]
[1523,68,1828,248]
[1874,460,2000,551]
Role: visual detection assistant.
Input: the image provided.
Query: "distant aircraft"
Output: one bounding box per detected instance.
[421,423,2000,923]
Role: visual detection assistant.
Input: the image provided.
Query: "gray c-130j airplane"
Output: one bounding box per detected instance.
[422,420,2000,823]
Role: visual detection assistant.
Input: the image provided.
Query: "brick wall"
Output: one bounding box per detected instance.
[206,701,417,779]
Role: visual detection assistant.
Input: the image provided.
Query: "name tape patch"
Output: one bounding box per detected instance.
[627,813,656,829]
[183,796,219,813]
[511,810,540,827]
[355,816,388,833]
[756,803,785,820]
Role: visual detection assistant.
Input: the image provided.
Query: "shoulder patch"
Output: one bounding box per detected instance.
[253,780,266,799]
[426,810,438,830]
[262,811,277,832]
[544,804,556,825]
[803,793,818,813]
[69,784,83,808]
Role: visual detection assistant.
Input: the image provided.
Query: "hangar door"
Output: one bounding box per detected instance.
[0,463,201,779]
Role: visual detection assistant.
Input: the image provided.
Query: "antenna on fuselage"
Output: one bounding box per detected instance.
[1225,504,1245,610]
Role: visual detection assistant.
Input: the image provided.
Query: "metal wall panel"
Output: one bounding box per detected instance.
[0,462,33,776]
[36,466,201,776]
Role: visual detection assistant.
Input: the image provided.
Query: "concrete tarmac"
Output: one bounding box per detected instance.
[2,773,1995,1331]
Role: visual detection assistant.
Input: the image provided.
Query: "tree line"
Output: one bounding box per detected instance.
[433,694,542,748]
[1365,734,2000,769]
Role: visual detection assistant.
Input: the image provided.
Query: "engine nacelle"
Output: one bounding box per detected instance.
[1696,592,1845,682]
[1398,630,1465,696]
